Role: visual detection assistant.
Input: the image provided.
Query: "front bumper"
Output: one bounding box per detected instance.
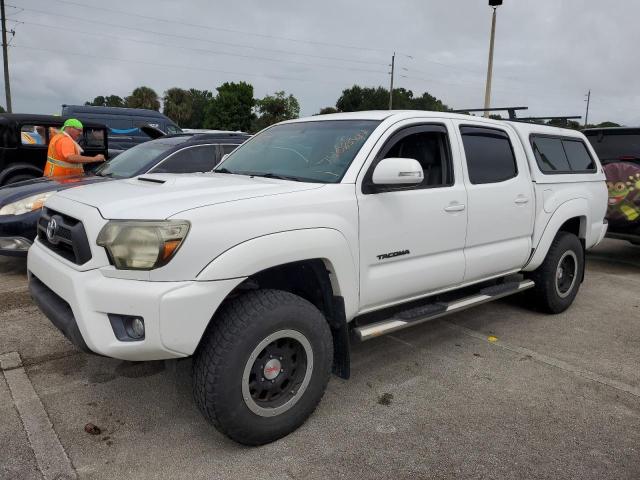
[27,240,243,361]
[0,210,39,256]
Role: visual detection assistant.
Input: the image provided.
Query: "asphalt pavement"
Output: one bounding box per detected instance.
[1,238,639,480]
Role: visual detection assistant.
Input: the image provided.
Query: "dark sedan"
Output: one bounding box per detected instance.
[0,132,250,256]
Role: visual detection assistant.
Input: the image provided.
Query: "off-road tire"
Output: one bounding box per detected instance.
[192,289,333,445]
[528,232,584,314]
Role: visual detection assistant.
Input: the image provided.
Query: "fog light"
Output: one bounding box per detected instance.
[108,314,145,341]
[128,318,145,339]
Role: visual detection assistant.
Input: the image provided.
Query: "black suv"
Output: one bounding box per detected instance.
[0,114,110,186]
[584,127,640,244]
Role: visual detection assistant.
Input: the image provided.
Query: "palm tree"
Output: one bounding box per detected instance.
[125,86,160,111]
[162,88,192,126]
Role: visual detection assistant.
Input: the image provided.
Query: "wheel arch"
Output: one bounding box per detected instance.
[0,163,43,185]
[524,198,588,272]
[196,228,359,378]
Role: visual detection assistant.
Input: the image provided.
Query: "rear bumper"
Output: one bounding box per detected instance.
[27,240,243,361]
[606,230,640,244]
[592,219,608,248]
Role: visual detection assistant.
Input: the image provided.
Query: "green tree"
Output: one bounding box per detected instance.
[336,85,388,111]
[411,91,449,111]
[595,121,621,128]
[316,107,339,115]
[204,82,254,131]
[253,91,300,132]
[162,87,192,126]
[546,119,582,130]
[84,95,125,107]
[336,85,449,112]
[125,86,160,111]
[105,95,125,107]
[0,104,5,113]
[181,89,213,129]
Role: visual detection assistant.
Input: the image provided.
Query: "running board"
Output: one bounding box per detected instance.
[353,280,535,341]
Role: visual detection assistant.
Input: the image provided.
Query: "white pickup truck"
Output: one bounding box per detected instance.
[27,111,608,445]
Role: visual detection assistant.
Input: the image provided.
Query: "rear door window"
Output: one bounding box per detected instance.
[584,131,640,163]
[460,126,517,184]
[151,145,218,174]
[221,144,241,155]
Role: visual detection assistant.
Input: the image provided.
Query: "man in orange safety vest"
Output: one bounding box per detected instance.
[44,118,105,177]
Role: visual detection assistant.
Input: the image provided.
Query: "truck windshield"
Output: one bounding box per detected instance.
[215,120,380,183]
[585,130,640,163]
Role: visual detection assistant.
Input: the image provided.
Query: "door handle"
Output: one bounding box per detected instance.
[515,196,529,205]
[444,203,466,212]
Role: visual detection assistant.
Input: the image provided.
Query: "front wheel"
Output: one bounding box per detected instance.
[528,232,584,313]
[192,289,333,445]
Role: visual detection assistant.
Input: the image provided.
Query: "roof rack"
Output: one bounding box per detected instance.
[511,116,582,125]
[451,107,583,126]
[451,106,528,120]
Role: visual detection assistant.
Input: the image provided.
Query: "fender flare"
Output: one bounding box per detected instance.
[0,163,43,185]
[523,198,588,272]
[197,228,360,320]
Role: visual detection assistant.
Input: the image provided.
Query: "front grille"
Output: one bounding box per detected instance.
[37,208,92,265]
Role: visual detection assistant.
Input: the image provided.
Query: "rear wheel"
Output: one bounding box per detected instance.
[193,289,333,445]
[528,232,584,313]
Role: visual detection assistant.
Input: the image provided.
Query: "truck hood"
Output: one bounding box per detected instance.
[53,173,325,219]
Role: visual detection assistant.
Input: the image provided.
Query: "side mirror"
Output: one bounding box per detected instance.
[372,157,423,185]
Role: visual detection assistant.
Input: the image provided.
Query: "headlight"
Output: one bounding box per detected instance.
[97,220,190,270]
[0,191,55,216]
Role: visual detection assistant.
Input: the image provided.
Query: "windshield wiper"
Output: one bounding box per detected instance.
[248,172,303,182]
[214,169,320,183]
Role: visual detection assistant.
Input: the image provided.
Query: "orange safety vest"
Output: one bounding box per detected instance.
[44,132,84,178]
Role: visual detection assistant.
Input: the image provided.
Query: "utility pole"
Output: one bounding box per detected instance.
[584,90,591,128]
[0,0,11,113]
[483,1,502,117]
[388,52,395,110]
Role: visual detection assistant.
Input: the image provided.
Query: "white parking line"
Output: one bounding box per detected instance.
[0,352,77,480]
[444,322,640,399]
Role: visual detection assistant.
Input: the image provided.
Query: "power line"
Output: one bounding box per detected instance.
[12,5,389,68]
[17,1,557,90]
[18,20,388,76]
[20,0,393,55]
[11,44,361,87]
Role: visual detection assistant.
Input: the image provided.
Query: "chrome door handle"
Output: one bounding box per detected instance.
[444,203,466,212]
[515,196,529,204]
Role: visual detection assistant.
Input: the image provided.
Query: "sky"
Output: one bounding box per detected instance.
[4,0,640,125]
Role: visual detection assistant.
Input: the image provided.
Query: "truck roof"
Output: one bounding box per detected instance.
[61,104,169,118]
[0,113,106,129]
[289,110,587,137]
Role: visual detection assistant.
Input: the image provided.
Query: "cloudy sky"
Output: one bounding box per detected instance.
[5,0,640,125]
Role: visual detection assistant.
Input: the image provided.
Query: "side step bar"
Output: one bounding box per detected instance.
[353,279,535,341]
